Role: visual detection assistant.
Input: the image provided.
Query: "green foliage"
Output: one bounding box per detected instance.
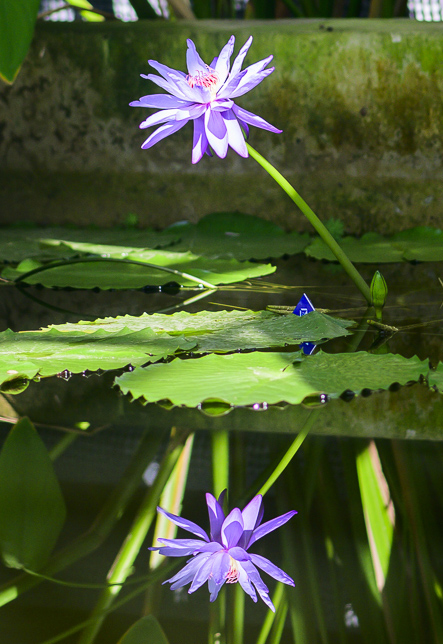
[0,0,41,84]
[0,310,352,390]
[115,350,432,408]
[0,417,66,570]
[117,616,170,644]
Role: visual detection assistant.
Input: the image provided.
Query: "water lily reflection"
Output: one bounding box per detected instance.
[150,491,296,611]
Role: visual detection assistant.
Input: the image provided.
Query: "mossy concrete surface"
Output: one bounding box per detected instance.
[1,19,443,232]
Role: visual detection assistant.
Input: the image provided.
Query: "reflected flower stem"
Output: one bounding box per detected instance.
[210,429,230,644]
[245,143,372,306]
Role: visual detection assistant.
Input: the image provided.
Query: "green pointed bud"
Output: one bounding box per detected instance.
[371,270,388,309]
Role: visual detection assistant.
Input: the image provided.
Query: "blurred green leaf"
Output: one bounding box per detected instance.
[0,0,40,84]
[117,615,170,644]
[0,417,66,570]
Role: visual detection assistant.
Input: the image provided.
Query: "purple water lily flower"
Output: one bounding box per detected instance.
[130,36,282,163]
[150,491,296,611]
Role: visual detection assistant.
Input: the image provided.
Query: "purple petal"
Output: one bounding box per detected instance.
[210,98,234,112]
[144,73,190,101]
[186,39,208,76]
[232,105,282,135]
[188,552,218,594]
[139,109,177,130]
[224,110,248,158]
[229,36,253,78]
[208,574,225,602]
[156,506,209,541]
[214,36,235,85]
[130,94,192,109]
[248,510,297,547]
[205,109,228,158]
[196,541,224,554]
[141,120,188,150]
[241,560,275,612]
[238,494,263,548]
[221,507,244,548]
[237,563,257,602]
[192,115,210,164]
[229,67,275,99]
[249,553,295,586]
[175,103,206,122]
[206,491,226,543]
[152,537,207,557]
[216,70,247,100]
[228,546,250,561]
[148,59,187,80]
[166,552,211,590]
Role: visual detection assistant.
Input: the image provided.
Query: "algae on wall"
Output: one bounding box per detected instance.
[1,19,443,231]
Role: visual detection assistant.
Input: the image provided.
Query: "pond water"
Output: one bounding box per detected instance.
[0,253,442,644]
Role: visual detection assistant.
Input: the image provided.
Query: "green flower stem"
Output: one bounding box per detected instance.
[77,429,188,644]
[257,411,317,498]
[0,428,164,608]
[246,143,372,305]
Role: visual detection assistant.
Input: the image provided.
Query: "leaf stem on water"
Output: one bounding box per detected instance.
[12,256,217,290]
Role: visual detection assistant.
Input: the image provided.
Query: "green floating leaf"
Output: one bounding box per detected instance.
[306,227,443,263]
[115,350,430,408]
[0,310,352,389]
[0,417,66,570]
[306,233,405,263]
[166,212,310,260]
[0,226,177,263]
[0,326,196,386]
[0,0,40,84]
[117,615,170,644]
[2,251,275,288]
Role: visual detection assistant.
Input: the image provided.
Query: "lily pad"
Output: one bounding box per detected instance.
[0,226,177,263]
[166,212,310,260]
[2,251,275,289]
[115,351,430,408]
[0,310,353,390]
[305,227,443,263]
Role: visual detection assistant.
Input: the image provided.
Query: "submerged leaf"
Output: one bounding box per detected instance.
[117,615,170,644]
[0,418,66,569]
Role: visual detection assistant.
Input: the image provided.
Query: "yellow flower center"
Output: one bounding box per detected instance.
[225,557,240,584]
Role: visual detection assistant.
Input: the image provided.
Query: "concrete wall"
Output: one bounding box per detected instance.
[1,19,443,232]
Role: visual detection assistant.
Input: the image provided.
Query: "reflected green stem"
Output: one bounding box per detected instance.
[0,428,164,607]
[258,412,317,498]
[246,143,372,305]
[211,429,229,644]
[48,432,78,461]
[77,429,188,644]
[255,583,285,644]
[38,560,179,644]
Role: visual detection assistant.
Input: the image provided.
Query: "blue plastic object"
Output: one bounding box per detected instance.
[293,293,316,355]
